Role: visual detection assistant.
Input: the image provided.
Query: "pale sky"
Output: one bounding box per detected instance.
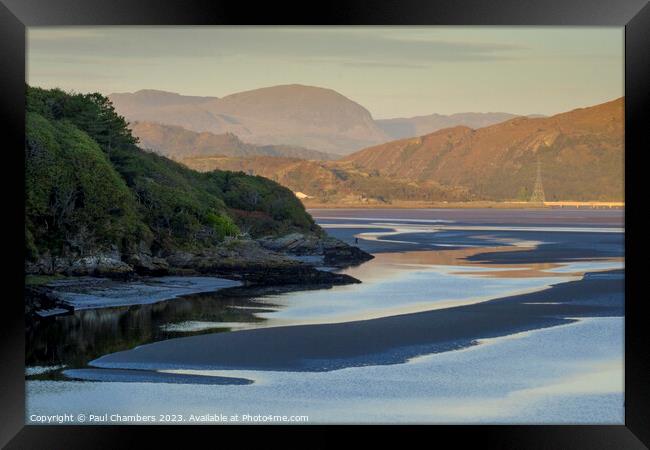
[27,26,624,119]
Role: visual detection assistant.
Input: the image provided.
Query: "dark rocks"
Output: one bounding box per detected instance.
[164,238,360,286]
[25,233,372,293]
[321,237,374,267]
[25,254,72,275]
[126,253,170,276]
[26,252,135,279]
[69,255,134,278]
[257,233,374,267]
[225,263,360,286]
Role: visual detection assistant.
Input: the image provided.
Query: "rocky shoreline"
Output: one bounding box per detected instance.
[25,233,373,317]
[257,232,373,267]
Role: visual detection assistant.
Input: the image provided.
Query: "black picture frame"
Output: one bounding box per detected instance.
[1,0,647,447]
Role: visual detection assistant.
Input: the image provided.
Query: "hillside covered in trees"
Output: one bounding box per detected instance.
[25,87,331,277]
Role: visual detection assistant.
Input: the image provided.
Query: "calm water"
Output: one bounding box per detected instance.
[26,208,624,424]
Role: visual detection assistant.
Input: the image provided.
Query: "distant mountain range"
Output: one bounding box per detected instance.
[130,121,335,161]
[111,85,389,155]
[110,84,536,155]
[181,97,624,203]
[376,112,545,140]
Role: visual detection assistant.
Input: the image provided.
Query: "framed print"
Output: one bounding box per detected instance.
[1,0,648,447]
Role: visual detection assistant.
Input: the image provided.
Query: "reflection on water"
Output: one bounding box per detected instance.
[26,289,273,369]
[345,246,623,279]
[27,317,624,424]
[27,237,622,370]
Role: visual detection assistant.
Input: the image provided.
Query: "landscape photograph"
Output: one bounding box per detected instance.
[25,26,624,424]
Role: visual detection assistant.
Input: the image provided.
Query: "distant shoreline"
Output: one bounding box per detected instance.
[303,200,625,210]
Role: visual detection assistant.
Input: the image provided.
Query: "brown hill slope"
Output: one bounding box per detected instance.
[343,98,624,201]
[130,121,334,161]
[182,155,469,204]
[183,98,623,203]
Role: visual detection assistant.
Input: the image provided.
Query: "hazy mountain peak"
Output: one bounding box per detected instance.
[215,83,376,120]
[111,84,390,154]
[132,89,183,95]
[223,83,347,98]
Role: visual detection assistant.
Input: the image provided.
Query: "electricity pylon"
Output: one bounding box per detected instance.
[530,159,546,204]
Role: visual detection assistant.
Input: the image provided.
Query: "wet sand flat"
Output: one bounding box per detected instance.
[91,269,623,372]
